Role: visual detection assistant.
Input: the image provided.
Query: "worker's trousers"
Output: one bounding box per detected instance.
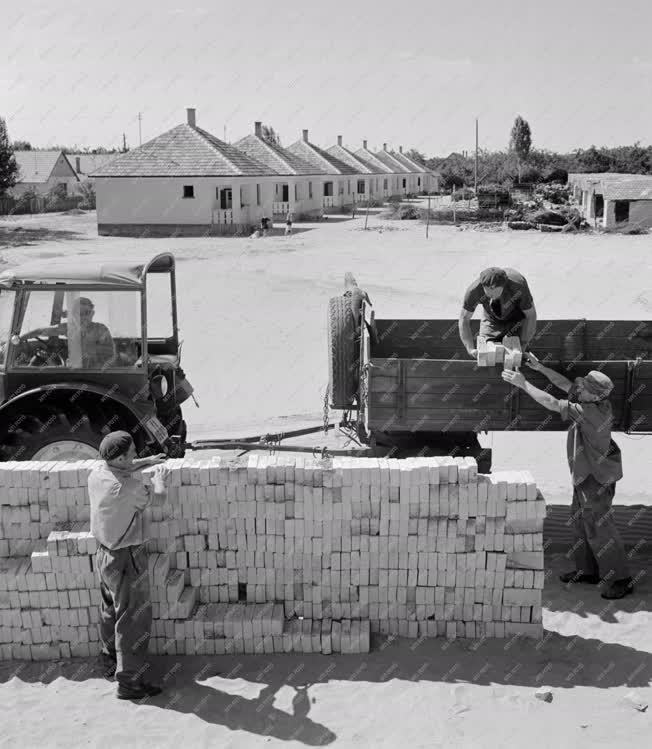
[570,475,630,582]
[96,544,152,687]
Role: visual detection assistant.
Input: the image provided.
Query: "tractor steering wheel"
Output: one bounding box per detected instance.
[18,333,66,368]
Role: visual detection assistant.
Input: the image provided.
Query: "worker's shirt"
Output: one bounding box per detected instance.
[80,322,115,368]
[559,398,623,486]
[89,462,152,549]
[463,268,533,324]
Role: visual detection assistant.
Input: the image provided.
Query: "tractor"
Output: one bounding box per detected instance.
[0,252,194,461]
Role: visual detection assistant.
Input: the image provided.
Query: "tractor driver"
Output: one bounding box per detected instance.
[33,296,116,369]
[458,267,537,359]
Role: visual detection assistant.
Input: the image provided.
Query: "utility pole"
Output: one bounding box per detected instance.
[224,124,227,143]
[474,118,479,194]
[122,133,127,152]
[138,112,142,146]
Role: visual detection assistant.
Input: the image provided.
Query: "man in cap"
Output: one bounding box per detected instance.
[89,430,169,699]
[34,296,115,368]
[502,357,633,599]
[459,267,537,358]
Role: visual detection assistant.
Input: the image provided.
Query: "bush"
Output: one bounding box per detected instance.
[525,207,581,227]
[544,168,568,184]
[452,188,475,201]
[382,203,421,220]
[365,195,385,208]
[387,194,402,204]
[78,180,96,209]
[13,188,40,213]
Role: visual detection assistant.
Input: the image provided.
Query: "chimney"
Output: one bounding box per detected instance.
[363,139,368,150]
[383,143,387,151]
[186,108,196,127]
[75,156,81,174]
[302,129,309,143]
[399,146,403,154]
[255,121,262,137]
[337,135,342,146]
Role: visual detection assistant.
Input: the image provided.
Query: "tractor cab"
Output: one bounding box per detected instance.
[0,252,194,461]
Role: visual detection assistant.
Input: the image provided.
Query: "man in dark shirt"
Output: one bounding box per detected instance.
[502,356,633,600]
[459,267,537,358]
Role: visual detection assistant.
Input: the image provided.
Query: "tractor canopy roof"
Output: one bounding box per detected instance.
[0,252,175,289]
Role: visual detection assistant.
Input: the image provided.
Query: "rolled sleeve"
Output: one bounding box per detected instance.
[462,281,482,313]
[559,399,584,423]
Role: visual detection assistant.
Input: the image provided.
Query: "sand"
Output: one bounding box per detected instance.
[0,210,650,747]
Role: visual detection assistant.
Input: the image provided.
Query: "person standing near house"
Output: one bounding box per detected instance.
[502,358,633,600]
[459,267,537,358]
[89,430,170,699]
[285,211,293,236]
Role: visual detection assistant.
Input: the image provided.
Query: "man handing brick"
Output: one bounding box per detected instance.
[89,431,170,699]
[502,355,633,600]
[459,267,537,359]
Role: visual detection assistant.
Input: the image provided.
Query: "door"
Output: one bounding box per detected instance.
[219,188,232,210]
[282,184,289,202]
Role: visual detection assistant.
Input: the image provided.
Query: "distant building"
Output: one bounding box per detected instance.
[12,151,80,196]
[325,137,375,203]
[235,122,326,218]
[92,109,278,236]
[569,172,652,230]
[67,153,120,185]
[287,130,360,211]
[374,144,412,196]
[391,146,440,193]
[353,141,395,198]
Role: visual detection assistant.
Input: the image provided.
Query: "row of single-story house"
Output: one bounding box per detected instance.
[568,172,652,230]
[91,109,440,236]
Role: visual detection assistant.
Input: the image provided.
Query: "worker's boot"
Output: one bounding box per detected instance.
[601,577,634,600]
[117,682,163,700]
[559,571,600,584]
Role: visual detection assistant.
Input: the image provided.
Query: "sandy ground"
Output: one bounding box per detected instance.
[0,211,651,747]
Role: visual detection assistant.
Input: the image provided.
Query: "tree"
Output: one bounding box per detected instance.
[78,181,96,209]
[12,140,32,151]
[261,125,281,146]
[509,116,532,183]
[0,118,19,198]
[405,148,426,165]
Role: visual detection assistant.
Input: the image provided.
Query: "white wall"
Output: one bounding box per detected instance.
[604,199,652,230]
[95,176,276,226]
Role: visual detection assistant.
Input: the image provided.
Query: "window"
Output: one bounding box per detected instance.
[146,272,174,342]
[183,185,194,199]
[11,290,141,370]
[256,184,261,206]
[347,180,351,195]
[309,182,313,199]
[402,178,407,189]
[383,178,388,190]
[324,182,333,197]
[58,183,68,195]
[282,184,289,202]
[294,184,298,201]
[357,180,365,194]
[418,177,421,187]
[615,200,630,223]
[0,290,16,367]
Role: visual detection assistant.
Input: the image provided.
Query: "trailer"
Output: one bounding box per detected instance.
[326,274,652,471]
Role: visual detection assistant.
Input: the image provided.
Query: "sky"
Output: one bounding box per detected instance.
[2,0,652,156]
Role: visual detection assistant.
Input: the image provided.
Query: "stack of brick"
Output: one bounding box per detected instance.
[476,336,522,370]
[0,456,546,661]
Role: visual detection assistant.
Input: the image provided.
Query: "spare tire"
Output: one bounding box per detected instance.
[328,295,361,409]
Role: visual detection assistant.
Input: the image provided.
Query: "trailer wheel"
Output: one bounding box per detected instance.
[328,295,360,409]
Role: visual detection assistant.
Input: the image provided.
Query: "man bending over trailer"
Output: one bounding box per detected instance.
[459,267,537,358]
[502,356,633,600]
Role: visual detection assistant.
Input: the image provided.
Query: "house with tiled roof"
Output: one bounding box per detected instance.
[68,153,120,184]
[353,141,396,198]
[235,122,326,219]
[596,176,652,230]
[287,130,360,211]
[12,151,80,197]
[374,144,413,197]
[325,137,376,204]
[391,146,440,194]
[92,109,278,236]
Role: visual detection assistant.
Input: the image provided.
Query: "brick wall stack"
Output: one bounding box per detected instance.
[0,455,546,661]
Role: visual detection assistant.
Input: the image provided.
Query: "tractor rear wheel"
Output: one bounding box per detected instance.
[327,295,360,409]
[0,400,145,462]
